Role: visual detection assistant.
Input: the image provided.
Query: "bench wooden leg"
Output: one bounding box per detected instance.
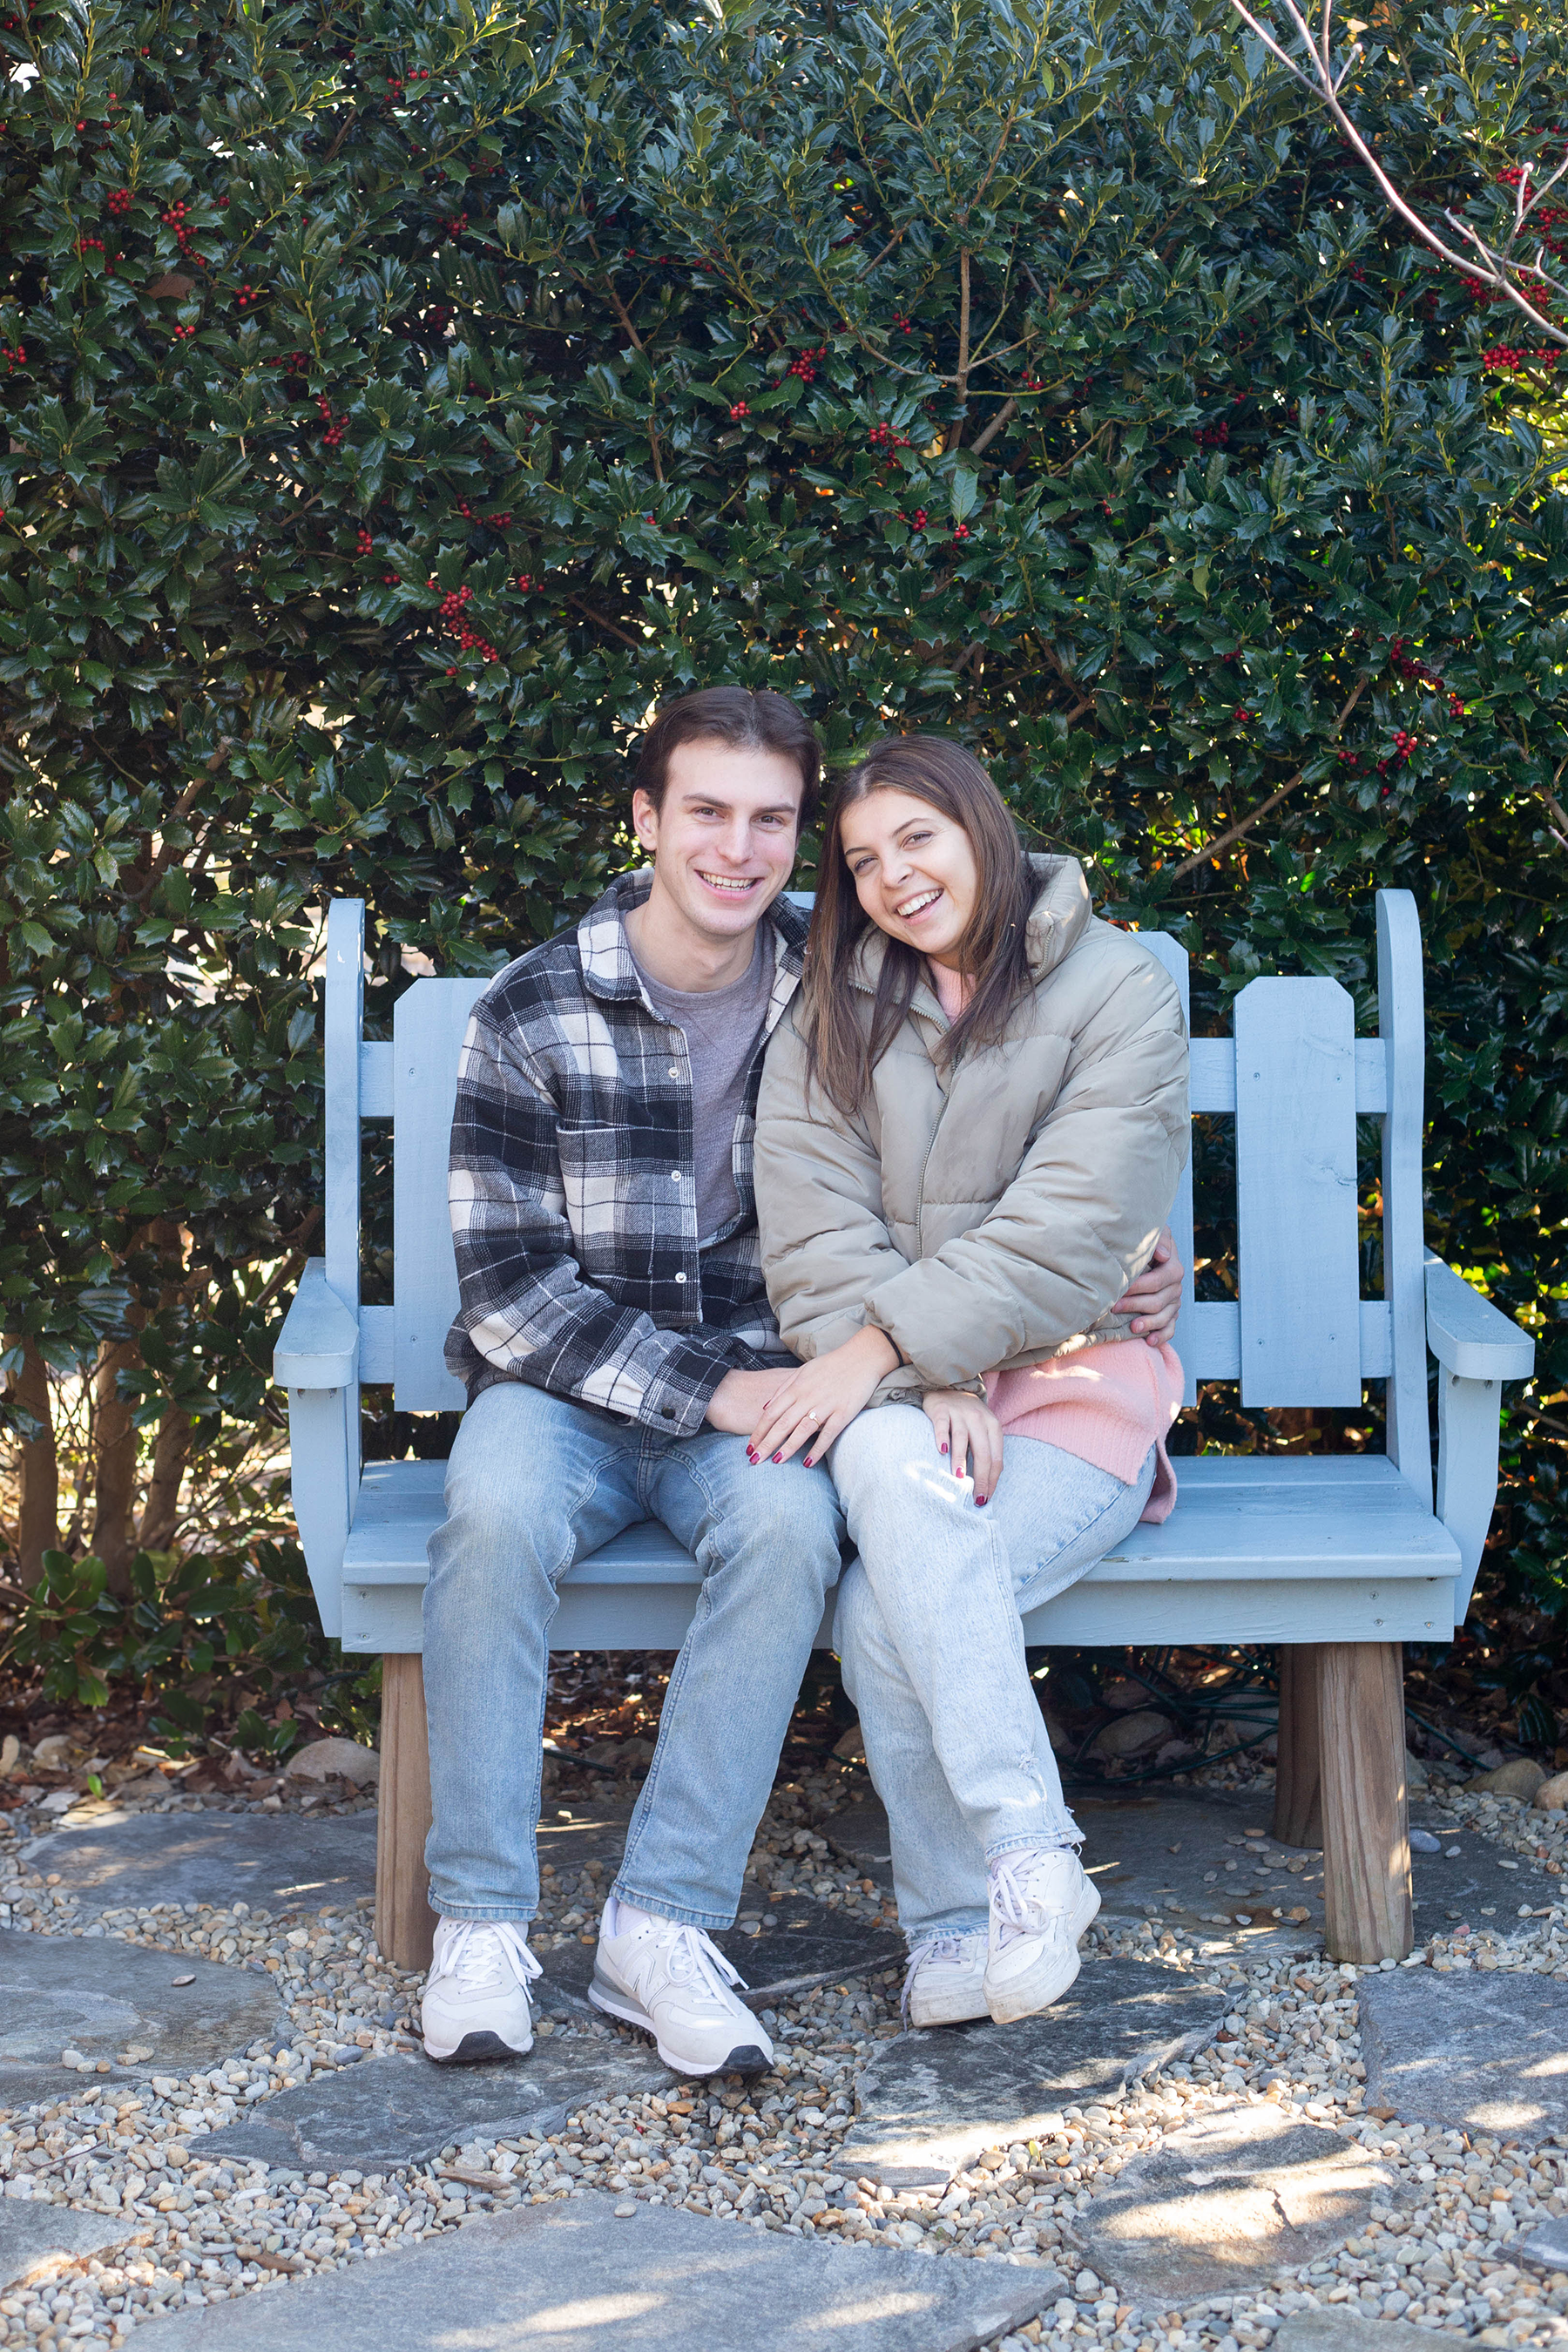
[376,1653,436,1975]
[1274,1646,1324,1851]
[1318,1640,1412,1964]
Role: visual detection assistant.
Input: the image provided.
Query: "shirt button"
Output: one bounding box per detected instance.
[674,1272,687,1285]
[670,1171,681,1184]
[668,1065,679,1079]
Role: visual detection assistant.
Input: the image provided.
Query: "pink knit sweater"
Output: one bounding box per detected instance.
[984,1339,1182,1524]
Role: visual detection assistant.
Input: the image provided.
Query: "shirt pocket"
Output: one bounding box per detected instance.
[556,1123,686,1285]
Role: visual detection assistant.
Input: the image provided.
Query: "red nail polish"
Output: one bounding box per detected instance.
[803,1456,814,1469]
[977,1494,988,1506]
[939,1443,949,1455]
[772,1451,782,1463]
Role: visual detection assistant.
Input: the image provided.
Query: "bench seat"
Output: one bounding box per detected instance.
[339,1453,1461,1654]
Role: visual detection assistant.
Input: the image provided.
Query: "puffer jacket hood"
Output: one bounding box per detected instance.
[755,855,1189,1396]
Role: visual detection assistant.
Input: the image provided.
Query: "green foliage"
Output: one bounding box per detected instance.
[5,1537,330,1751]
[0,0,1565,1709]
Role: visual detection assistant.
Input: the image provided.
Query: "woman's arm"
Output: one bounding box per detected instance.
[754,1014,909,1361]
[862,959,1190,1386]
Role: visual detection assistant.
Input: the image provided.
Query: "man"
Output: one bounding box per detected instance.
[419,686,1184,2078]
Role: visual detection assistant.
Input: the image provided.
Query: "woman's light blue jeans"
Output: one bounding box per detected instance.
[422,1378,846,1930]
[830,1404,1156,1943]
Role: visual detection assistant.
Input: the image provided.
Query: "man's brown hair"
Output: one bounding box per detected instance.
[634,687,822,829]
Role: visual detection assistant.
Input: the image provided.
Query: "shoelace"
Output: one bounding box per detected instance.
[989,1849,1077,1951]
[645,1923,749,2011]
[436,1919,542,1996]
[900,1932,979,2023]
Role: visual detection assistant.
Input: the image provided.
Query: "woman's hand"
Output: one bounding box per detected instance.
[1114,1226,1185,1345]
[747,1328,899,1468]
[923,1389,1004,1503]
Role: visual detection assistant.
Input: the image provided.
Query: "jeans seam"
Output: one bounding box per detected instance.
[1012,1447,1156,1612]
[607,1883,731,1933]
[425,1441,634,1921]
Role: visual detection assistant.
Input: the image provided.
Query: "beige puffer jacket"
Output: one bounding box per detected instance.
[755,855,1189,1399]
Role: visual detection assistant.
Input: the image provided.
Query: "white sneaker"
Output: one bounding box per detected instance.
[589,1897,774,2076]
[421,1919,540,2064]
[902,1930,989,2029]
[983,1846,1100,2024]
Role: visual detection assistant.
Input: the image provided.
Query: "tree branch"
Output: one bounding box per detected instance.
[1166,676,1369,880]
[969,396,1018,457]
[1221,0,1568,345]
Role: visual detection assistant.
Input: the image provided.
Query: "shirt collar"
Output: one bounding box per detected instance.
[578,870,808,1008]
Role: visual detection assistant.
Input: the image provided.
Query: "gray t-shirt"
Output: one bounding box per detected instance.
[635,933,774,1246]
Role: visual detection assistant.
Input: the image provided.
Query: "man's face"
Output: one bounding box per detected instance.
[632,737,802,948]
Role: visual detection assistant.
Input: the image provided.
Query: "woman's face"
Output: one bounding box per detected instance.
[839,787,978,969]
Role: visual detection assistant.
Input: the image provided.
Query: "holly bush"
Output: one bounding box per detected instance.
[0,0,1565,1734]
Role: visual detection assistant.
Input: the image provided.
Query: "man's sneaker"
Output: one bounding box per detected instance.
[902,1930,989,2029]
[421,1919,540,2064]
[983,1846,1100,2024]
[589,1897,773,2076]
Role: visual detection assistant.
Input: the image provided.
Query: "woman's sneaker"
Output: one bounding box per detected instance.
[590,1897,773,2076]
[421,1919,540,2064]
[902,1930,989,2028]
[983,1847,1100,2024]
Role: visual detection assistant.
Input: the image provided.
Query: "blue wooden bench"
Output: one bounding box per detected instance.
[275,889,1535,1973]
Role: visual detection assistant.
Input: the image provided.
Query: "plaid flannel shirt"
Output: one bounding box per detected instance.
[445,872,809,1434]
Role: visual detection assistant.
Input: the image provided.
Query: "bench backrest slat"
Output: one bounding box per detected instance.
[1234,976,1362,1405]
[392,977,488,1411]
[1378,890,1432,1504]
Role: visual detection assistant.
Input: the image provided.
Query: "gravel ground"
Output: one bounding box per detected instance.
[3,1763,1568,2350]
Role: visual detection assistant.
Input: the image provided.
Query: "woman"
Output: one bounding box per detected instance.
[751,737,1187,2030]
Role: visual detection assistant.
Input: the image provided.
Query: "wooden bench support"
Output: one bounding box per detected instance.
[1274,1640,1411,1962]
[1318,1640,1412,1963]
[1273,1646,1324,1853]
[376,1653,436,1975]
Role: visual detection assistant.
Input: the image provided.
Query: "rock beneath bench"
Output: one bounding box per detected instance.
[841,1957,1224,2189]
[122,2190,1055,2351]
[1078,2099,1398,2304]
[198,2038,668,2173]
[0,1930,280,2110]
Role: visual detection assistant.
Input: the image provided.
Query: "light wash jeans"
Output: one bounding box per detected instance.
[422,1378,846,1930]
[830,1404,1157,1943]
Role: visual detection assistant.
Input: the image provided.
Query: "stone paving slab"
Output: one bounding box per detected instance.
[824,1785,1544,1958]
[0,1930,280,2111]
[21,1813,378,1914]
[199,2036,670,2173]
[1360,1970,1568,2139]
[1274,2316,1423,2350]
[540,1910,903,2021]
[1078,2099,1397,2305]
[841,1957,1224,2189]
[0,2203,145,2290]
[123,2188,1054,2351]
[1519,2217,1568,2271]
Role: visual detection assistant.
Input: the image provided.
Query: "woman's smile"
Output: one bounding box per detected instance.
[841,787,980,966]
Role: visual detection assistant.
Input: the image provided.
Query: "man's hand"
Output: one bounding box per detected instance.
[1115,1225,1185,1346]
[745,1328,900,1467]
[705,1368,781,1434]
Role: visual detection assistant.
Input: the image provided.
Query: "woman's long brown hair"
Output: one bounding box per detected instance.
[801,736,1037,1117]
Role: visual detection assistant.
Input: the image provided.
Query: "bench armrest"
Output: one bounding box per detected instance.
[1424,1255,1535,1382]
[274,1259,360,1389]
